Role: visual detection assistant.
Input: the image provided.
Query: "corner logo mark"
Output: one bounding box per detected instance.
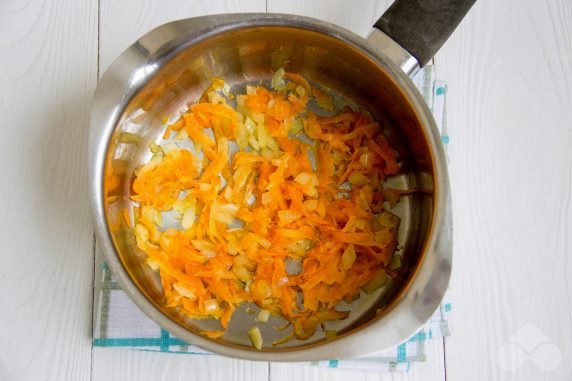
[497,325,561,371]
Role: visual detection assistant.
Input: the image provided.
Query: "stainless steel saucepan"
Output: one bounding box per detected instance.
[89,0,475,361]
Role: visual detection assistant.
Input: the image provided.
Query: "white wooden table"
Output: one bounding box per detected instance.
[1,0,571,380]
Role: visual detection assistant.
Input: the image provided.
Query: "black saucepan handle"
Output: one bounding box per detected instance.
[374,0,476,66]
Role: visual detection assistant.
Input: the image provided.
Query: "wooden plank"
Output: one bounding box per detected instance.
[99,0,267,74]
[265,1,445,379]
[92,348,269,381]
[268,0,393,38]
[0,0,97,380]
[94,2,269,381]
[435,0,572,380]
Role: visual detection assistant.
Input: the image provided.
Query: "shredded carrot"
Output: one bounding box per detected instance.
[201,330,225,339]
[131,71,402,344]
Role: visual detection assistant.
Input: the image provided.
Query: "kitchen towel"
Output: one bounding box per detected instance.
[93,65,451,372]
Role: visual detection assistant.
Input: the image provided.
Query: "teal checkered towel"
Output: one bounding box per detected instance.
[93,65,451,372]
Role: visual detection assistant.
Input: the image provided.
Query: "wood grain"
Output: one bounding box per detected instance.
[4,0,570,379]
[435,0,572,380]
[267,0,393,38]
[92,348,269,381]
[94,2,269,380]
[265,2,446,379]
[0,0,97,380]
[94,1,447,380]
[99,0,266,75]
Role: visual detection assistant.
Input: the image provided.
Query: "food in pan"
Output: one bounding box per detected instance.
[130,69,402,348]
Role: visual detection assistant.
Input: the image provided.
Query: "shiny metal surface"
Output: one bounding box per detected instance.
[89,13,451,361]
[367,28,420,76]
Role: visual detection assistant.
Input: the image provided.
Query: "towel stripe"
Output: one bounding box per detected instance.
[94,336,189,347]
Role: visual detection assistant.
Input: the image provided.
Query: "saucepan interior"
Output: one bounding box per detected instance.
[101,24,435,353]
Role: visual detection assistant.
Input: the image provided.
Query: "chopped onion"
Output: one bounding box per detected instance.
[232,266,251,282]
[251,113,265,125]
[302,199,317,211]
[207,91,226,104]
[213,203,239,224]
[295,172,319,186]
[135,224,149,245]
[204,299,220,313]
[256,309,271,323]
[289,118,304,134]
[348,173,371,186]
[256,123,279,151]
[191,239,214,251]
[202,249,217,258]
[353,218,367,230]
[174,128,189,141]
[221,203,239,214]
[376,211,400,229]
[359,153,373,170]
[250,234,271,249]
[223,185,233,201]
[221,82,231,97]
[358,190,369,210]
[278,209,302,224]
[146,259,160,271]
[261,148,274,160]
[173,283,197,300]
[261,192,272,205]
[285,240,311,256]
[374,229,394,247]
[342,245,356,270]
[271,68,286,90]
[192,240,217,257]
[248,135,260,150]
[325,330,337,340]
[236,123,249,149]
[389,255,402,270]
[142,206,162,226]
[248,326,263,350]
[148,141,162,154]
[181,207,196,229]
[362,269,388,294]
[226,241,239,256]
[147,153,164,167]
[244,116,256,133]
